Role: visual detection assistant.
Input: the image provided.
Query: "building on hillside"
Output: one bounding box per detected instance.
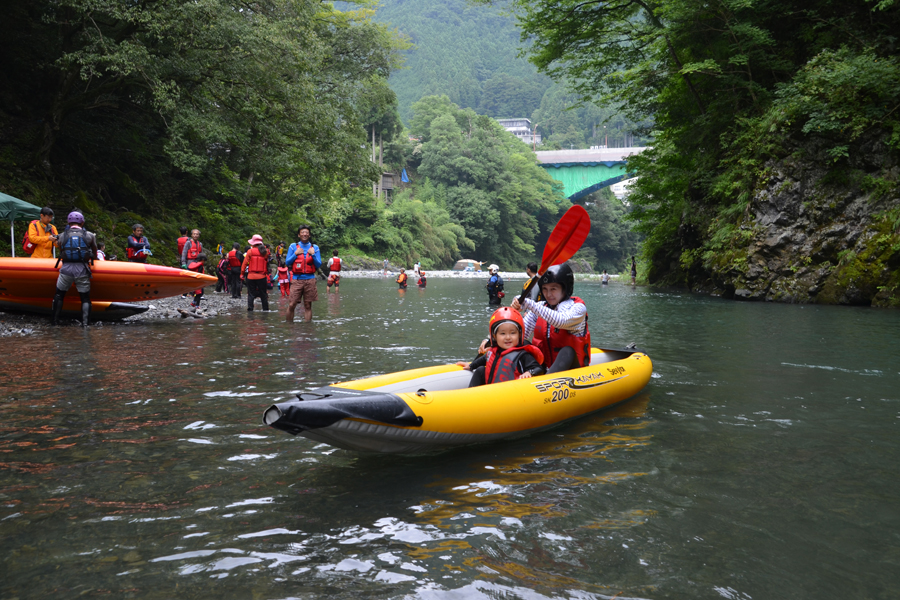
[497,118,541,147]
[611,177,637,201]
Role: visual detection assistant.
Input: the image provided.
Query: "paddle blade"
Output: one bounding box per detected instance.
[540,205,591,272]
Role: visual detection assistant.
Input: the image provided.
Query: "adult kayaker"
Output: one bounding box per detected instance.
[25,207,58,258]
[51,211,98,326]
[326,250,341,291]
[396,268,408,289]
[511,262,591,374]
[126,223,151,262]
[285,224,321,322]
[457,307,544,387]
[241,234,270,311]
[181,229,203,269]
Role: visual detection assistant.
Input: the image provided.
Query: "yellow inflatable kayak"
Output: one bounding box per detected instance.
[264,346,652,453]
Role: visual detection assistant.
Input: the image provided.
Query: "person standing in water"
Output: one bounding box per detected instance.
[285,224,321,322]
[51,211,98,326]
[630,256,637,286]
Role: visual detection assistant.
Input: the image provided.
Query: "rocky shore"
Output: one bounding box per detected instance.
[0,291,243,337]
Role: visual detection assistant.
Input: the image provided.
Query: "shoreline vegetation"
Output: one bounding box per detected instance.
[3,1,895,307]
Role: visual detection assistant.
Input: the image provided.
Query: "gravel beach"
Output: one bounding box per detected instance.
[0,291,244,337]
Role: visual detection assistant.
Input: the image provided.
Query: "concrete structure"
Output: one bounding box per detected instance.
[535,147,645,201]
[497,118,541,146]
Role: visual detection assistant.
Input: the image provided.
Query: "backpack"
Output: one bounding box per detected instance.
[21,220,39,254]
[60,228,92,263]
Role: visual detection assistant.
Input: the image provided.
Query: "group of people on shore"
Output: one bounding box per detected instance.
[20,208,346,324]
[176,224,342,321]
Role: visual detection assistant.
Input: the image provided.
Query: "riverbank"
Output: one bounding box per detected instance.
[0,291,243,337]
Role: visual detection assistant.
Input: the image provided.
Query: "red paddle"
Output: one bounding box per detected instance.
[518,205,591,305]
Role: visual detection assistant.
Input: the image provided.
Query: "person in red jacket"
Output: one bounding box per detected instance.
[176,226,189,263]
[326,250,342,291]
[457,307,544,387]
[241,234,270,311]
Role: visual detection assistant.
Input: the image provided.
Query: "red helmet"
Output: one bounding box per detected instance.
[488,306,524,347]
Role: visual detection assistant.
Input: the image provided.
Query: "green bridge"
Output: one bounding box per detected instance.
[535,148,645,201]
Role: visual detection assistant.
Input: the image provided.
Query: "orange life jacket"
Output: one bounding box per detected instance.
[533,297,591,369]
[247,247,269,275]
[291,244,317,275]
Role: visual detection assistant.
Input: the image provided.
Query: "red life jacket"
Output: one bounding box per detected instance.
[533,296,591,369]
[247,247,269,275]
[330,257,342,272]
[277,266,289,280]
[484,345,544,384]
[227,249,241,267]
[291,244,317,275]
[126,236,148,262]
[177,236,188,257]
[185,239,202,260]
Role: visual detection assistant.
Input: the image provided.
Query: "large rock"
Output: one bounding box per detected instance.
[699,137,900,307]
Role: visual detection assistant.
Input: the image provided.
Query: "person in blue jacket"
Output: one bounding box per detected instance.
[284,224,321,322]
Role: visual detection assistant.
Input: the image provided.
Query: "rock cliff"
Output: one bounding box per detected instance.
[700,137,900,307]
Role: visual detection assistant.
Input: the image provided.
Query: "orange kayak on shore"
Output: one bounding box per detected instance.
[0,258,217,318]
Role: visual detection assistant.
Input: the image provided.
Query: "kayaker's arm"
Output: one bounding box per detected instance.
[521,298,587,332]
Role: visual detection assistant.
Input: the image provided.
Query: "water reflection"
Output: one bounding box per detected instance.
[2,279,899,599]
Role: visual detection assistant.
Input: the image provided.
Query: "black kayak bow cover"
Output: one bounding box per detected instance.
[263,387,423,435]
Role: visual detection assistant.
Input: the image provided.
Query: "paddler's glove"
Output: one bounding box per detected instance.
[181,263,187,269]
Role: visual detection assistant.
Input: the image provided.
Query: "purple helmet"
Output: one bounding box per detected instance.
[67,211,85,224]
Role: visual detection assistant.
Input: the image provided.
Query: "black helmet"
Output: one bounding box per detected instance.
[538,263,574,303]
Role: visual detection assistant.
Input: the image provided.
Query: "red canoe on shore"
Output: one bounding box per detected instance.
[0,258,217,319]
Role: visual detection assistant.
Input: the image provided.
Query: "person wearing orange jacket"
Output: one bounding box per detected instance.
[25,207,59,258]
[241,234,270,311]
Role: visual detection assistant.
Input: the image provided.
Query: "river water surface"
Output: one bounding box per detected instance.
[1,276,898,599]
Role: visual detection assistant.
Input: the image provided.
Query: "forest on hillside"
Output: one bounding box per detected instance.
[371,0,649,149]
[0,0,643,273]
[490,0,900,303]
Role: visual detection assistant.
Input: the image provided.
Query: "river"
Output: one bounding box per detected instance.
[1,276,898,599]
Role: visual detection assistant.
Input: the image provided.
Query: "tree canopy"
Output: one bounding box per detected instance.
[493,0,900,284]
[0,0,404,247]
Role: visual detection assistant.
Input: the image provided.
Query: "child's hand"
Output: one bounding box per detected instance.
[477,339,489,354]
[517,372,533,379]
[455,361,470,370]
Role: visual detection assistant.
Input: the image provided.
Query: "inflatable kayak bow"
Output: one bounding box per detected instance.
[264,346,652,453]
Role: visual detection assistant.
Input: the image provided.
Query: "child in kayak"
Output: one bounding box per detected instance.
[457,307,544,387]
[511,262,591,374]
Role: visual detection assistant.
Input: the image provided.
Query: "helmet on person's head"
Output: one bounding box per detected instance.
[538,263,575,303]
[488,306,524,347]
[67,211,84,225]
